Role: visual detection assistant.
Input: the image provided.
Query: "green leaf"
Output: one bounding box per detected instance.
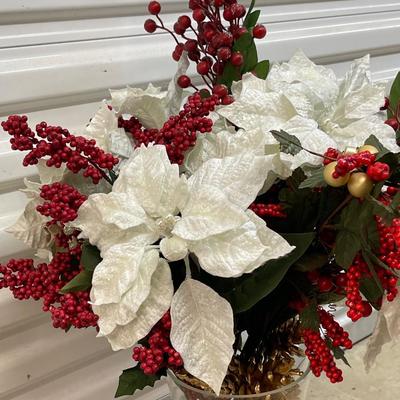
[80,242,102,272]
[293,252,328,272]
[335,230,362,269]
[59,269,92,294]
[219,61,241,88]
[244,10,260,29]
[326,338,351,367]
[359,277,383,309]
[243,41,258,72]
[299,300,320,331]
[233,32,253,52]
[270,130,302,155]
[364,135,388,154]
[253,60,270,79]
[115,366,161,398]
[225,232,315,313]
[388,72,400,119]
[243,0,257,26]
[366,195,399,225]
[317,292,346,305]
[299,167,327,189]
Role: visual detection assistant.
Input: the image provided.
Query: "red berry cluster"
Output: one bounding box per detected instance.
[332,151,376,178]
[37,182,87,225]
[0,245,98,330]
[249,203,287,218]
[376,216,400,272]
[119,92,219,164]
[323,148,340,165]
[366,162,391,182]
[144,0,267,89]
[1,115,119,184]
[302,328,344,383]
[132,312,183,375]
[318,308,353,350]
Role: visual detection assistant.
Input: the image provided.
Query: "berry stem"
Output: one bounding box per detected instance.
[87,159,113,185]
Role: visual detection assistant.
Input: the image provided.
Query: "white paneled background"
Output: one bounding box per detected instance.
[0,0,399,399]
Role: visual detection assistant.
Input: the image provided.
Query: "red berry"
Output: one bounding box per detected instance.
[144,19,157,33]
[192,8,205,22]
[197,60,210,75]
[178,15,191,29]
[317,277,333,293]
[212,84,229,98]
[367,162,390,182]
[148,1,161,15]
[385,117,399,131]
[217,46,231,61]
[223,7,234,21]
[221,95,234,105]
[173,22,186,35]
[177,75,191,88]
[214,0,224,6]
[184,39,198,53]
[252,24,267,39]
[231,51,244,66]
[361,301,373,317]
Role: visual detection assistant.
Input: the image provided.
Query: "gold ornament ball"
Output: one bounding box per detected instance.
[323,162,350,187]
[357,145,379,154]
[347,172,374,198]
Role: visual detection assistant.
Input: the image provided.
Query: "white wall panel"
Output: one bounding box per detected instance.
[0,0,399,399]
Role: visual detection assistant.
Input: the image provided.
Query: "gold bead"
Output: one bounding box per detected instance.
[323,162,350,187]
[358,145,379,154]
[347,172,374,198]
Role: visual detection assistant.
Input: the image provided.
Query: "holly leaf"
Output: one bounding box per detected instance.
[244,10,260,29]
[293,252,328,272]
[366,195,399,225]
[299,299,320,331]
[233,32,253,52]
[219,61,241,88]
[115,366,161,398]
[299,167,327,189]
[225,232,315,313]
[253,60,270,79]
[388,72,400,119]
[59,269,93,294]
[364,135,388,154]
[243,41,258,72]
[80,242,102,272]
[270,130,302,155]
[317,292,346,305]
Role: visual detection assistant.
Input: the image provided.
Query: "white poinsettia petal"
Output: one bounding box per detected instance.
[170,278,235,395]
[188,152,269,210]
[6,200,52,250]
[114,145,189,218]
[267,50,338,112]
[93,248,159,335]
[245,210,295,273]
[73,193,157,253]
[110,84,167,129]
[173,185,248,241]
[276,116,337,168]
[230,72,270,98]
[218,89,296,132]
[91,244,145,304]
[189,220,266,278]
[106,258,174,351]
[166,52,190,115]
[331,117,398,152]
[84,101,125,152]
[160,236,188,262]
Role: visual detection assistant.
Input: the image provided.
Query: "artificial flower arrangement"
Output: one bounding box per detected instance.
[1,0,400,397]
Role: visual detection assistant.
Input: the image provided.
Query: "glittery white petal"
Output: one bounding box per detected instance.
[189,220,266,278]
[107,258,173,351]
[160,236,188,262]
[73,192,157,253]
[93,248,159,335]
[173,185,248,241]
[188,152,269,210]
[110,84,167,129]
[170,279,234,395]
[6,200,52,250]
[113,145,189,218]
[245,210,295,273]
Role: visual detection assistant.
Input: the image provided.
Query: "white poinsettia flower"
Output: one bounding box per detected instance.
[267,50,398,151]
[72,144,294,352]
[110,54,190,129]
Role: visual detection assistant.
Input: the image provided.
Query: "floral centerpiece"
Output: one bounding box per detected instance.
[1,0,400,398]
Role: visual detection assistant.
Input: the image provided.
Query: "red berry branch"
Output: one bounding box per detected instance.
[143,0,267,92]
[1,115,119,184]
[119,91,222,164]
[249,202,287,218]
[132,312,183,375]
